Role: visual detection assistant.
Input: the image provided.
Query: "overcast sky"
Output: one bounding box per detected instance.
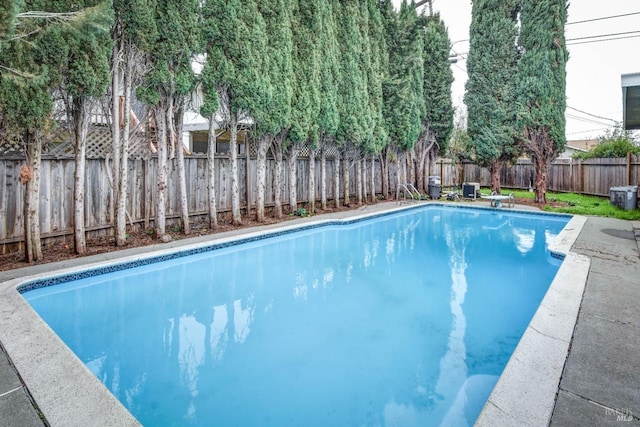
[394,0,640,141]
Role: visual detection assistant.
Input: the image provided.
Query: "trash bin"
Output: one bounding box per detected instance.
[428,176,441,199]
[610,186,638,210]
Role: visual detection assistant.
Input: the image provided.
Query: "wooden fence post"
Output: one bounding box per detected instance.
[578,160,584,194]
[627,152,632,186]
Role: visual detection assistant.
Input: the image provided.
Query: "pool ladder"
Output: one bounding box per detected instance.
[396,183,422,205]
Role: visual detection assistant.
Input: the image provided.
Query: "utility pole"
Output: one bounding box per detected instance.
[415,0,433,15]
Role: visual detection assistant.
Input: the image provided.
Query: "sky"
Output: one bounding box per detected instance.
[394,0,640,141]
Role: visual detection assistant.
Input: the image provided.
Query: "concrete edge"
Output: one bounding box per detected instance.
[475,215,590,426]
[0,203,576,426]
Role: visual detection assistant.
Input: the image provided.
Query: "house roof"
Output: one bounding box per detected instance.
[622,73,640,130]
[566,139,599,152]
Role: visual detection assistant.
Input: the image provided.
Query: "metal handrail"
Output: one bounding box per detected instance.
[396,183,422,205]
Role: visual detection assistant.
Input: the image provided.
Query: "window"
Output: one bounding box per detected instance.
[189,130,246,155]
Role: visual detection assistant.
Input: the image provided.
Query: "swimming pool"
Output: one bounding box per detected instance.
[22,205,569,426]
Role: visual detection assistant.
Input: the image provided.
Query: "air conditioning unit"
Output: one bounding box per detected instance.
[462,182,480,199]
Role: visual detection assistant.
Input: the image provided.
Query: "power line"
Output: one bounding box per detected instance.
[566,114,616,128]
[567,106,618,123]
[566,11,640,26]
[566,128,610,136]
[566,30,640,42]
[567,34,640,46]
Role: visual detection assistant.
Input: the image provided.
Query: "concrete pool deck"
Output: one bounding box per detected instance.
[0,201,638,426]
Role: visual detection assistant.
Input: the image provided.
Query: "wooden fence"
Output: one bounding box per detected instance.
[0,154,388,252]
[435,155,640,196]
[1,152,639,253]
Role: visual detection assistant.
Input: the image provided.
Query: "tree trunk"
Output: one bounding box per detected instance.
[23,133,43,262]
[73,98,90,255]
[256,134,271,222]
[111,36,121,226]
[115,49,133,246]
[287,144,298,213]
[417,146,428,193]
[356,157,362,206]
[155,102,168,237]
[489,160,502,194]
[370,155,376,203]
[320,145,327,210]
[362,158,368,203]
[407,151,416,188]
[380,150,388,200]
[334,152,340,208]
[342,148,350,206]
[397,151,404,187]
[207,115,218,229]
[524,126,556,204]
[229,112,241,225]
[173,101,190,234]
[533,158,549,203]
[273,140,284,219]
[308,146,317,212]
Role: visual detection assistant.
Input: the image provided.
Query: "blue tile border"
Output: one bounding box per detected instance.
[17,203,571,294]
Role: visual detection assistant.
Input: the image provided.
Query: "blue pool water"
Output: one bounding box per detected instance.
[24,206,568,426]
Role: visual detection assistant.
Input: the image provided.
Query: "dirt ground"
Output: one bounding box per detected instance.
[0,206,339,272]
[0,197,555,273]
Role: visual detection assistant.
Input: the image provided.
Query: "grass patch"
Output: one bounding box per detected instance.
[501,189,640,220]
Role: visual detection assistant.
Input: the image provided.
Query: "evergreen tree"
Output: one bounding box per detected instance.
[111,0,157,245]
[254,0,293,221]
[414,12,453,192]
[336,0,371,205]
[464,0,520,193]
[316,0,340,210]
[49,1,113,255]
[381,1,424,194]
[288,0,320,212]
[0,0,109,261]
[365,0,388,155]
[201,0,269,225]
[0,0,18,42]
[516,0,567,203]
[139,0,200,236]
[0,24,52,261]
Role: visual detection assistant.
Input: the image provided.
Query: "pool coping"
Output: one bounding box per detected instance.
[476,214,589,426]
[0,203,588,426]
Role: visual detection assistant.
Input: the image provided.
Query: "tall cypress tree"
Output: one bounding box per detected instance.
[363,0,388,202]
[254,0,293,222]
[49,1,113,255]
[201,0,268,225]
[111,0,157,246]
[138,0,200,237]
[382,1,424,191]
[0,0,18,43]
[415,12,453,192]
[516,0,567,203]
[0,0,109,261]
[464,0,520,193]
[0,3,54,261]
[335,0,373,205]
[288,0,320,212]
[316,0,340,210]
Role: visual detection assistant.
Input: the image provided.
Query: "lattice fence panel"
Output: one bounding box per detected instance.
[0,140,24,157]
[297,143,310,158]
[84,127,112,158]
[323,143,339,159]
[248,138,258,157]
